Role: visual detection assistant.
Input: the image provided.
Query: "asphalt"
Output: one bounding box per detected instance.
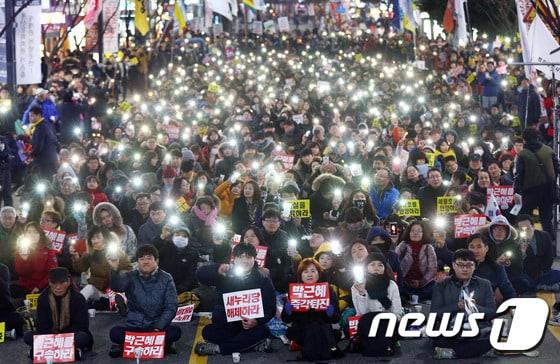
[1,309,559,364]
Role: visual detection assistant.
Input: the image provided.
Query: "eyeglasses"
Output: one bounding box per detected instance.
[263,219,280,224]
[454,262,475,269]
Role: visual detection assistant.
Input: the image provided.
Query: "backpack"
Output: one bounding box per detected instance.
[357,312,397,357]
[300,321,337,362]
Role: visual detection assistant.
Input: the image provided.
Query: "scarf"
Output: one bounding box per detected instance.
[192,205,218,226]
[28,118,44,136]
[365,273,392,310]
[48,289,71,333]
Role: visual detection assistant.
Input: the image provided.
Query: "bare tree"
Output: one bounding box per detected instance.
[0,0,37,39]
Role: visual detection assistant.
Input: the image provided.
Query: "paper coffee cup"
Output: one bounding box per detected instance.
[411,295,419,304]
[88,309,96,318]
[232,352,240,363]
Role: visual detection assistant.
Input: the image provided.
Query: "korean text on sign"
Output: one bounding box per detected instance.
[26,293,40,310]
[43,228,66,254]
[288,282,330,312]
[0,322,4,343]
[33,333,74,363]
[223,288,264,322]
[348,316,361,339]
[487,186,514,208]
[290,199,310,218]
[172,304,195,323]
[437,196,458,214]
[396,199,421,217]
[454,214,487,238]
[123,332,166,359]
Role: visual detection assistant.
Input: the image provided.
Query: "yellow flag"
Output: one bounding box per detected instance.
[174,1,187,30]
[135,0,150,36]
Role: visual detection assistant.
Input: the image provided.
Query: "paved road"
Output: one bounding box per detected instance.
[2,293,559,364]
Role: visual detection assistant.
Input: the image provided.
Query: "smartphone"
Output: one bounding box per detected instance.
[389,222,399,236]
[322,156,329,164]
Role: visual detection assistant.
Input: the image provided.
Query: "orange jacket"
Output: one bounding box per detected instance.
[214,180,238,217]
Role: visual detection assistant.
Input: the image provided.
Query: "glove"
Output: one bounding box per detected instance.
[284,303,293,316]
[325,304,335,318]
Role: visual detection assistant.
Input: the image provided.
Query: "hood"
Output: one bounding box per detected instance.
[92,202,123,227]
[366,226,391,244]
[479,215,518,243]
[311,173,346,192]
[313,242,334,261]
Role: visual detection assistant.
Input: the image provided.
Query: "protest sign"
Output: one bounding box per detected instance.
[289,199,310,218]
[396,199,421,217]
[26,293,40,310]
[172,304,195,323]
[0,322,4,343]
[272,150,295,171]
[263,20,276,33]
[223,289,264,322]
[288,282,330,312]
[278,16,290,32]
[33,333,74,363]
[437,196,458,214]
[252,21,263,35]
[348,316,361,339]
[43,228,66,254]
[487,186,514,209]
[454,214,487,238]
[123,332,166,359]
[426,152,436,167]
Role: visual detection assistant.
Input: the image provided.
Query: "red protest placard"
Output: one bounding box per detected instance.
[454,214,487,238]
[271,150,295,171]
[123,332,166,359]
[43,228,66,254]
[67,233,87,255]
[172,304,195,323]
[222,288,264,322]
[348,316,361,339]
[33,333,74,363]
[288,282,330,312]
[487,186,514,208]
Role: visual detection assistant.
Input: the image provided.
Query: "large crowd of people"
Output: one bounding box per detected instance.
[1,22,560,361]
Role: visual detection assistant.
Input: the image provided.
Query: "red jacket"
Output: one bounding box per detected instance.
[87,188,109,207]
[15,247,58,291]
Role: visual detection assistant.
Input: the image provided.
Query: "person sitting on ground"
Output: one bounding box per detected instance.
[0,263,24,338]
[107,244,181,357]
[70,226,131,313]
[195,243,276,356]
[430,249,496,359]
[352,253,402,356]
[23,267,93,360]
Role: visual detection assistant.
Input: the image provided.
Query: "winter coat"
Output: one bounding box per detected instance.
[36,287,91,335]
[137,219,163,247]
[72,250,131,292]
[281,285,340,325]
[15,246,58,291]
[214,180,239,216]
[231,197,263,234]
[479,216,523,278]
[517,86,541,126]
[153,237,199,293]
[110,268,178,330]
[197,263,276,326]
[474,260,516,300]
[185,212,214,255]
[395,241,437,288]
[92,202,137,259]
[351,280,402,317]
[477,70,500,97]
[261,228,295,293]
[417,184,447,218]
[522,230,554,279]
[369,184,400,220]
[31,119,58,164]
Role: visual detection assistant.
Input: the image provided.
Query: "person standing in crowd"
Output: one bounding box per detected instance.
[23,267,93,359]
[517,78,542,127]
[195,243,276,356]
[107,244,181,357]
[28,106,59,179]
[430,250,496,359]
[514,128,559,237]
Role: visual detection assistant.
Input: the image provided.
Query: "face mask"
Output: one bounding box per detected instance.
[354,200,366,209]
[173,236,189,248]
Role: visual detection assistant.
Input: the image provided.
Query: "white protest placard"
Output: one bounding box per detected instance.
[102,0,120,55]
[172,304,195,323]
[263,20,276,33]
[223,288,264,322]
[15,5,42,85]
[213,23,223,36]
[33,333,74,363]
[292,114,304,124]
[278,16,290,32]
[252,21,263,35]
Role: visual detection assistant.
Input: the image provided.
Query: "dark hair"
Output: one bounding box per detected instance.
[170,149,182,158]
[296,258,323,282]
[24,222,51,248]
[135,193,151,201]
[402,219,432,245]
[242,180,262,201]
[522,128,539,142]
[427,168,442,178]
[467,233,488,246]
[241,225,265,244]
[443,155,457,164]
[344,207,364,223]
[262,207,281,220]
[87,225,113,247]
[515,214,534,225]
[232,242,257,258]
[453,249,476,263]
[136,244,159,260]
[195,195,216,209]
[149,201,165,212]
[29,106,43,116]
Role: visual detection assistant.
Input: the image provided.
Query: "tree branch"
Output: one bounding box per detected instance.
[0,0,37,39]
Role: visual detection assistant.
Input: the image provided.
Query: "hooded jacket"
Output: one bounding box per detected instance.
[92,202,137,260]
[479,215,522,278]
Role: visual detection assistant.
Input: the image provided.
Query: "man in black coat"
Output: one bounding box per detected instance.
[29,106,59,179]
[516,215,560,291]
[23,267,93,359]
[417,169,447,218]
[195,243,276,356]
[152,223,199,294]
